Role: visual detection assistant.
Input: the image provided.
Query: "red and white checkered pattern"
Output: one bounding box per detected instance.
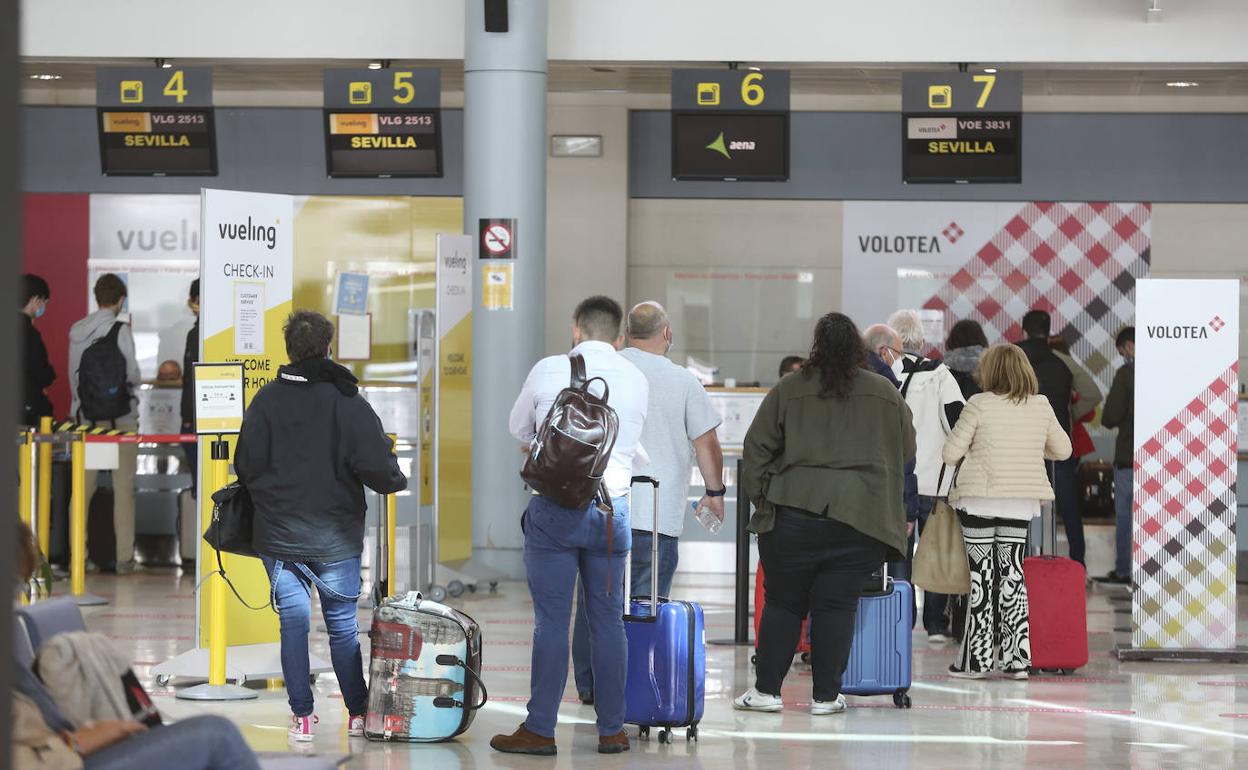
[1132,364,1239,649]
[923,202,1151,391]
[1210,315,1227,332]
[942,221,965,244]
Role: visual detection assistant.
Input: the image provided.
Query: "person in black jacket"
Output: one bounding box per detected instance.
[1016,309,1079,563]
[19,274,56,427]
[1099,326,1134,585]
[180,279,200,475]
[235,310,407,743]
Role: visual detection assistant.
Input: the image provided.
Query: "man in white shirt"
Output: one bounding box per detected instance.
[492,296,648,757]
[571,301,724,704]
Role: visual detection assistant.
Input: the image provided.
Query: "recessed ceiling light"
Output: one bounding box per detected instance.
[983,68,998,74]
[29,73,62,81]
[1166,81,1199,88]
[590,66,616,73]
[368,61,383,70]
[748,66,762,72]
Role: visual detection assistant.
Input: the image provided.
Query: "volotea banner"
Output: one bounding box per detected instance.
[1132,279,1239,650]
[435,235,473,561]
[198,188,294,647]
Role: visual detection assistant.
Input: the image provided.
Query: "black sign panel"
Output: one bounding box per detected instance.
[324,110,442,178]
[671,112,788,182]
[97,67,214,107]
[97,108,217,176]
[323,69,441,109]
[902,113,1021,184]
[672,69,790,112]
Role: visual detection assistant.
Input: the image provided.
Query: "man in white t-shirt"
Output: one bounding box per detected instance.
[571,301,724,704]
[493,296,648,757]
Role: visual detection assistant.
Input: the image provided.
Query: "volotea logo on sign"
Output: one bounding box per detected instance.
[1210,315,1227,332]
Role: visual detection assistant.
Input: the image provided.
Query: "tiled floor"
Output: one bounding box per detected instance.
[69,569,1248,768]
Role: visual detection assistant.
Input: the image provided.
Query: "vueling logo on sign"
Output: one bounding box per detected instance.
[218,216,279,250]
[706,131,756,160]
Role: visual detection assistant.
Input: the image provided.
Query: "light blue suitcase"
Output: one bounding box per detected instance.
[841,569,914,708]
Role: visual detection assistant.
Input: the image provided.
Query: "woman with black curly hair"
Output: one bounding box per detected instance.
[734,312,916,716]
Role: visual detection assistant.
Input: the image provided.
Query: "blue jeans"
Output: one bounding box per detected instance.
[85,715,260,770]
[262,555,369,717]
[1113,467,1132,576]
[522,494,631,738]
[1053,457,1085,565]
[573,530,679,698]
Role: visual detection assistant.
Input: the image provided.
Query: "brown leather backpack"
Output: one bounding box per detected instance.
[520,354,619,512]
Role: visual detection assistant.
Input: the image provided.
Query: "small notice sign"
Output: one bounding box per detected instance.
[335,272,370,315]
[482,263,514,311]
[479,218,516,259]
[194,362,246,434]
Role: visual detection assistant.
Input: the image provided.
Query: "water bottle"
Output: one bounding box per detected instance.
[692,500,723,535]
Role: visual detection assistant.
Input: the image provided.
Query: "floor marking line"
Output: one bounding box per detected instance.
[1009,698,1248,742]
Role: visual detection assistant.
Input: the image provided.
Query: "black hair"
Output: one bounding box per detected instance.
[1021,309,1051,339]
[945,319,988,350]
[21,274,50,306]
[802,312,867,400]
[778,356,804,378]
[573,295,623,342]
[1116,326,1135,348]
[283,310,335,364]
[189,278,200,302]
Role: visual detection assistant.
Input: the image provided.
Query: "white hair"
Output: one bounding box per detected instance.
[862,324,901,355]
[887,309,925,352]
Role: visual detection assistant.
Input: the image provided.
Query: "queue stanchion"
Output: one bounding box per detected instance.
[177,435,256,701]
[18,429,33,535]
[708,458,754,646]
[37,416,53,555]
[386,433,398,600]
[68,433,108,606]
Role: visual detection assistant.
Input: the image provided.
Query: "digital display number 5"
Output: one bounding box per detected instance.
[741,71,765,106]
[393,72,415,104]
[163,70,188,104]
[973,74,996,109]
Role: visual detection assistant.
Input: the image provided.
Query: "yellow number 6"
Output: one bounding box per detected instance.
[973,74,996,109]
[741,72,765,106]
[394,72,415,104]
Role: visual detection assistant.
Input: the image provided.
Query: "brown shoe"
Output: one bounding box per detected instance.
[491,723,557,756]
[598,730,631,754]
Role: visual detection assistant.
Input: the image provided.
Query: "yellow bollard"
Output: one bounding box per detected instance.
[207,438,229,687]
[69,436,86,597]
[37,417,53,555]
[18,430,33,535]
[386,433,397,600]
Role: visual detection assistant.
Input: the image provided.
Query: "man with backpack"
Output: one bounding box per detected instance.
[493,296,648,757]
[68,273,141,573]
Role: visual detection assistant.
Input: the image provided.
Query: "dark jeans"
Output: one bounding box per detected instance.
[755,506,887,702]
[572,529,678,698]
[262,556,369,717]
[1113,467,1132,577]
[1054,457,1085,565]
[84,714,261,770]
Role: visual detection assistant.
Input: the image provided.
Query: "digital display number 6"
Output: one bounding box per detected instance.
[741,72,765,106]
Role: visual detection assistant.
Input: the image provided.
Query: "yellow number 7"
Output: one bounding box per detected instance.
[972,74,996,109]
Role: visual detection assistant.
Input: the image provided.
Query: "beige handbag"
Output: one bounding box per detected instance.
[912,465,971,595]
[11,691,84,770]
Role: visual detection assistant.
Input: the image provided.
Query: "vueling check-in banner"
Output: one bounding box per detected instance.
[199,188,294,646]
[436,235,473,561]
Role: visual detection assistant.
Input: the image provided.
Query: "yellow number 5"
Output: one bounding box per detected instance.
[163,70,187,104]
[741,72,765,106]
[394,72,415,104]
[973,74,996,109]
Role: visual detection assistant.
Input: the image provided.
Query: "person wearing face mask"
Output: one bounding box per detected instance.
[570,301,724,706]
[864,317,965,644]
[20,273,56,427]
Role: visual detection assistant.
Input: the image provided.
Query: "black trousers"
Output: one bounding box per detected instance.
[755,506,888,702]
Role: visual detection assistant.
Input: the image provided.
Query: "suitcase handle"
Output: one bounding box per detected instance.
[435,654,489,711]
[629,476,661,617]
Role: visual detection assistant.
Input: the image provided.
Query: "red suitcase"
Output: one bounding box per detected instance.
[1023,504,1089,673]
[752,565,810,663]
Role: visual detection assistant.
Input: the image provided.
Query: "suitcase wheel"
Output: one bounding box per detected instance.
[750,653,757,666]
[155,675,172,687]
[799,652,810,664]
[893,692,912,709]
[658,728,672,744]
[638,726,650,741]
[448,580,465,598]
[686,724,698,742]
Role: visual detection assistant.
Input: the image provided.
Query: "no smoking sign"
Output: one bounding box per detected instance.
[479,218,517,259]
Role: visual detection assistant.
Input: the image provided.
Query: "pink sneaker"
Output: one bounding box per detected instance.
[348,714,366,737]
[289,714,318,742]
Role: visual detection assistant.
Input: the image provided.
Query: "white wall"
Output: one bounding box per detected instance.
[23,0,1248,63]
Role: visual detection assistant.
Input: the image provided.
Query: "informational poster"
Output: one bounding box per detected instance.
[435,234,473,561]
[193,362,245,434]
[336,312,372,360]
[1132,279,1239,651]
[482,263,514,311]
[842,201,1151,392]
[199,188,293,647]
[335,271,370,315]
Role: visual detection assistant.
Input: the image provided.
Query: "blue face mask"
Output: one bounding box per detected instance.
[34,304,45,319]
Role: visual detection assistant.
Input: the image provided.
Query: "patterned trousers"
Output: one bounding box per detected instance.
[954,512,1031,674]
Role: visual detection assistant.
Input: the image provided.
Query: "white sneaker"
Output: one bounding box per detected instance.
[948,666,988,680]
[347,714,366,737]
[927,633,951,645]
[733,687,783,712]
[1003,669,1030,681]
[289,714,318,742]
[811,695,847,715]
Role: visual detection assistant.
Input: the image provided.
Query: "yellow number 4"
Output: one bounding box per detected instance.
[163,70,188,104]
[973,74,996,109]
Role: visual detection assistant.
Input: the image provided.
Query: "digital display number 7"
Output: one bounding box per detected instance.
[972,74,996,109]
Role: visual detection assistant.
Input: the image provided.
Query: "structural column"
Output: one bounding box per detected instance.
[464,0,547,576]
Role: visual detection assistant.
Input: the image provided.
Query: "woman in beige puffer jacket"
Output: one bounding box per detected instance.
[942,344,1072,679]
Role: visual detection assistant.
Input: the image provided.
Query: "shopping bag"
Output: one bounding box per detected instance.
[911,466,971,595]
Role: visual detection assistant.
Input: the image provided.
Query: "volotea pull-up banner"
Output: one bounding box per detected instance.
[199,188,294,646]
[435,235,473,561]
[1132,279,1239,650]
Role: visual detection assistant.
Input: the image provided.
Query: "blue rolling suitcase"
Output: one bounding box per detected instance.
[841,567,913,708]
[624,476,707,743]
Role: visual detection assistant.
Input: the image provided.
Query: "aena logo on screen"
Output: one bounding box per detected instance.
[705,132,756,160]
[218,216,278,250]
[1145,316,1226,340]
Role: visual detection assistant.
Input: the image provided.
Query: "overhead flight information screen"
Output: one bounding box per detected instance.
[902,113,1022,183]
[324,110,443,178]
[97,108,218,176]
[671,111,789,182]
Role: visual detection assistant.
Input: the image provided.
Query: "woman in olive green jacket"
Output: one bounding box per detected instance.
[734,313,916,716]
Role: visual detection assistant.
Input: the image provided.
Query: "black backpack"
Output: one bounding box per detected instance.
[77,322,132,422]
[520,354,619,511]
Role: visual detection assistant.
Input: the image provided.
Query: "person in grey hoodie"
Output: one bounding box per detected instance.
[68,273,141,573]
[944,319,989,400]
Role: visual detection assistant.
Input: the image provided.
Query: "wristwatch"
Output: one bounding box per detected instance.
[705,487,726,498]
